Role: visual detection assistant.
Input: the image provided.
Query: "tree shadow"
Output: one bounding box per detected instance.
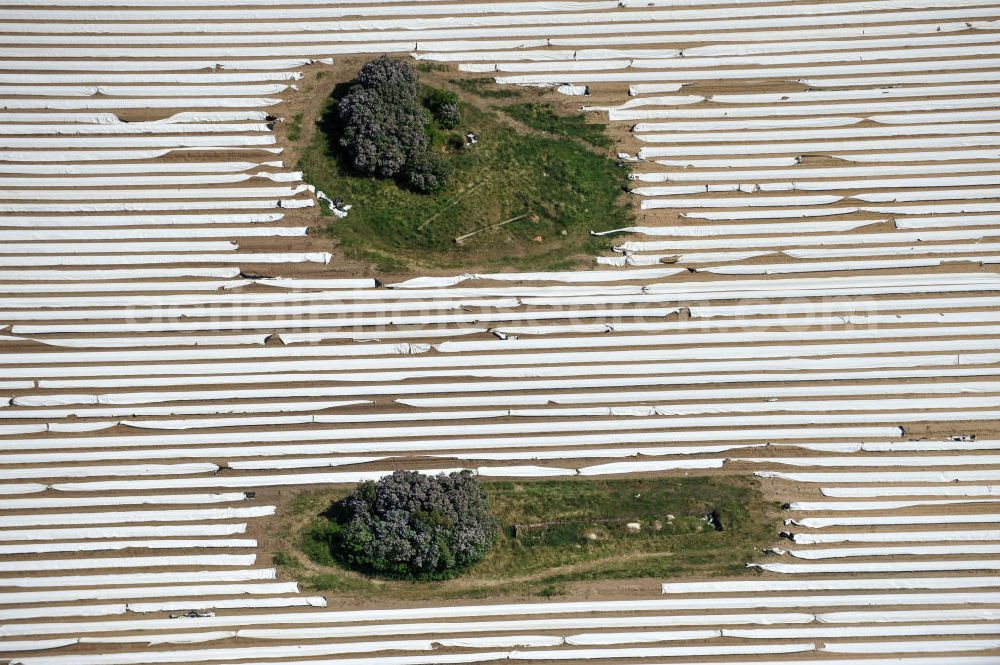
[316,80,356,175]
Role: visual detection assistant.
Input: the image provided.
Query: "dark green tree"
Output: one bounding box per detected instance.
[333,470,498,580]
[337,57,450,192]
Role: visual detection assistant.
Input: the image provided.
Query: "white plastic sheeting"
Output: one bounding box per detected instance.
[833,149,1000,164]
[0,267,242,281]
[21,349,1000,390]
[491,45,1000,75]
[11,340,997,382]
[789,514,1000,528]
[0,401,368,421]
[126,596,326,613]
[9,0,998,29]
[823,639,1000,654]
[642,195,843,209]
[0,98,282,110]
[691,295,1000,317]
[436,324,1000,352]
[897,215,1000,229]
[0,277,979,309]
[75,452,1000,491]
[0,227,306,240]
[1,568,274,589]
[0,83,290,96]
[823,486,1000,497]
[787,544,1000,559]
[790,530,1000,544]
[0,539,257,555]
[0,241,238,254]
[0,463,218,480]
[4,334,271,349]
[760,470,1000,483]
[636,124,1000,145]
[634,163,1000,183]
[787,498,1000,511]
[747,453,1000,467]
[0,605,125,622]
[0,492,247,509]
[0,441,830,466]
[22,376,1000,413]
[578,459,723,475]
[696,258,982,275]
[0,484,46,495]
[639,136,1000,159]
[1,613,817,639]
[227,457,387,471]
[0,297,522,323]
[0,524,248,541]
[595,220,881,236]
[0,58,327,72]
[0,281,252,294]
[20,593,1000,627]
[0,640,77,652]
[656,157,802,168]
[636,117,865,133]
[0,419,909,451]
[801,61,1000,86]
[79,632,238,646]
[0,506,274,528]
[397,381,1000,408]
[664,577,1000,594]
[0,582,299,606]
[0,124,275,137]
[500,56,1000,86]
[711,82,1000,103]
[583,94,703,110]
[0,597,322,622]
[0,432,893,466]
[0,200,311,213]
[0,135,276,149]
[821,610,1000,624]
[0,158,278,171]
[8,643,814,665]
[754,561,1000,573]
[0,554,256,572]
[0,341,432,367]
[726,625,1000,639]
[3,2,622,20]
[617,228,1000,252]
[7,305,671,334]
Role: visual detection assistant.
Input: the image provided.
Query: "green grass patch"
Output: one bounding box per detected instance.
[416,61,449,73]
[502,103,613,149]
[286,113,303,142]
[451,77,521,99]
[272,551,304,570]
[297,73,631,274]
[288,476,780,601]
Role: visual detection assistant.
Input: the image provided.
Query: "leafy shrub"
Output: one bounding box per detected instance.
[435,103,461,130]
[426,88,461,129]
[336,57,450,193]
[331,470,498,580]
[403,150,449,193]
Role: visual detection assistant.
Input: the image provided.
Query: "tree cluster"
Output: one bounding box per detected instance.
[425,88,461,129]
[337,57,458,193]
[332,470,498,580]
